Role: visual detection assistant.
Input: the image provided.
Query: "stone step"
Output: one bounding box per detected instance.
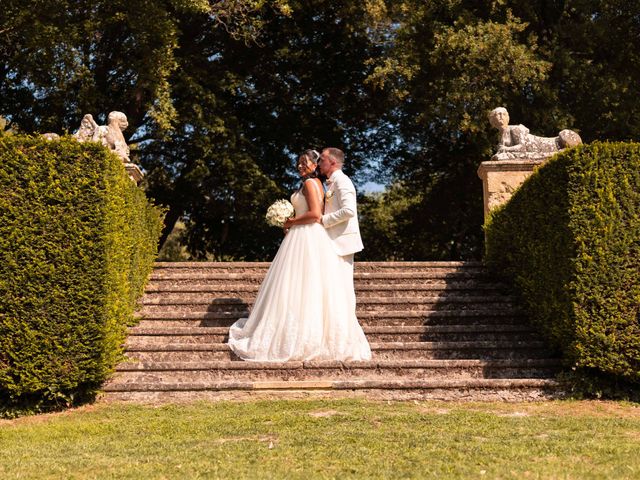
[140,290,515,306]
[126,325,539,344]
[139,303,518,314]
[109,261,566,402]
[150,262,490,278]
[101,377,563,402]
[148,274,502,285]
[141,291,512,302]
[140,293,515,311]
[111,358,561,383]
[149,272,500,281]
[134,310,527,328]
[151,273,495,283]
[153,261,484,269]
[124,341,554,362]
[144,282,507,293]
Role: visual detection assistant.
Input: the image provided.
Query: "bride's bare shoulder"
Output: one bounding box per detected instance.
[303,177,323,191]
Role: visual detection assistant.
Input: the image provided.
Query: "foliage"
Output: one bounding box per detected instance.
[2,1,640,260]
[0,0,388,260]
[2,400,640,478]
[0,0,290,134]
[0,136,163,416]
[359,184,422,261]
[360,171,486,260]
[485,142,640,386]
[559,370,640,402]
[143,0,391,259]
[157,221,192,261]
[362,0,640,259]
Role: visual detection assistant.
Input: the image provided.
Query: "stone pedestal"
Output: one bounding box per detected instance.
[477,160,544,220]
[125,163,144,184]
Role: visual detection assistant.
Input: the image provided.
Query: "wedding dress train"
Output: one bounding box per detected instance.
[227,188,371,362]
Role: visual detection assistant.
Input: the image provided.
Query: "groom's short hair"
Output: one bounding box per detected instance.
[324,147,344,166]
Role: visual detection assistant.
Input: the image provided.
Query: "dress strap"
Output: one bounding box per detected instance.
[304,178,325,204]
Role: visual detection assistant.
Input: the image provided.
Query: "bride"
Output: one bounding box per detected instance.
[227,150,371,362]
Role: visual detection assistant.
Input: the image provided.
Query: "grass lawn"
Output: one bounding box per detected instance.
[1,399,639,479]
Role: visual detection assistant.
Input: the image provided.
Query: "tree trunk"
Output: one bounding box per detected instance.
[158,204,183,250]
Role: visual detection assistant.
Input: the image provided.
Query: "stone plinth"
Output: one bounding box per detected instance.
[477,160,544,220]
[125,162,144,184]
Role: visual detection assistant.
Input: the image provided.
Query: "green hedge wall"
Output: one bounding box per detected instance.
[0,135,163,414]
[485,142,640,384]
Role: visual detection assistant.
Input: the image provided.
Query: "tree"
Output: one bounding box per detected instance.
[1,0,391,260]
[361,0,640,259]
[4,1,639,261]
[358,183,421,261]
[141,0,391,259]
[0,1,292,131]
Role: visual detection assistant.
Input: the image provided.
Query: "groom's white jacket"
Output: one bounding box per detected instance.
[322,169,364,256]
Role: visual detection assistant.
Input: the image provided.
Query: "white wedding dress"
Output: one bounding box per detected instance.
[227,187,371,362]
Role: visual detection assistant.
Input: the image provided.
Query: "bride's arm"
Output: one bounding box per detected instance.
[283,179,323,228]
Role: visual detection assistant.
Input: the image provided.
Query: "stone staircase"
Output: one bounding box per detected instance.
[102,262,564,401]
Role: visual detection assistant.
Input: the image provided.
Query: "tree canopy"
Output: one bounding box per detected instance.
[360,0,640,259]
[2,0,639,260]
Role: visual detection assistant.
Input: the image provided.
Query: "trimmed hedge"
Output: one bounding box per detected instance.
[485,142,640,385]
[0,135,163,414]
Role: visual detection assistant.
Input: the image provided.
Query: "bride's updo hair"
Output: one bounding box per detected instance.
[298,149,321,189]
[299,149,320,165]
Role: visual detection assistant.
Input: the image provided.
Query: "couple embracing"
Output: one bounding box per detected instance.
[228,148,372,362]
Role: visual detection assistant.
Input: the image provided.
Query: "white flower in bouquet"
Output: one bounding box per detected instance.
[265,199,294,227]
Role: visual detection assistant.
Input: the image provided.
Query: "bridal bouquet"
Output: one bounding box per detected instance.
[265,199,294,227]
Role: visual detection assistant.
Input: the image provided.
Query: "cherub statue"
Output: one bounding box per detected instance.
[73,111,131,163]
[489,107,582,161]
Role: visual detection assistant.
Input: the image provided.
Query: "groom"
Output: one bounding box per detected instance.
[317,148,363,305]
